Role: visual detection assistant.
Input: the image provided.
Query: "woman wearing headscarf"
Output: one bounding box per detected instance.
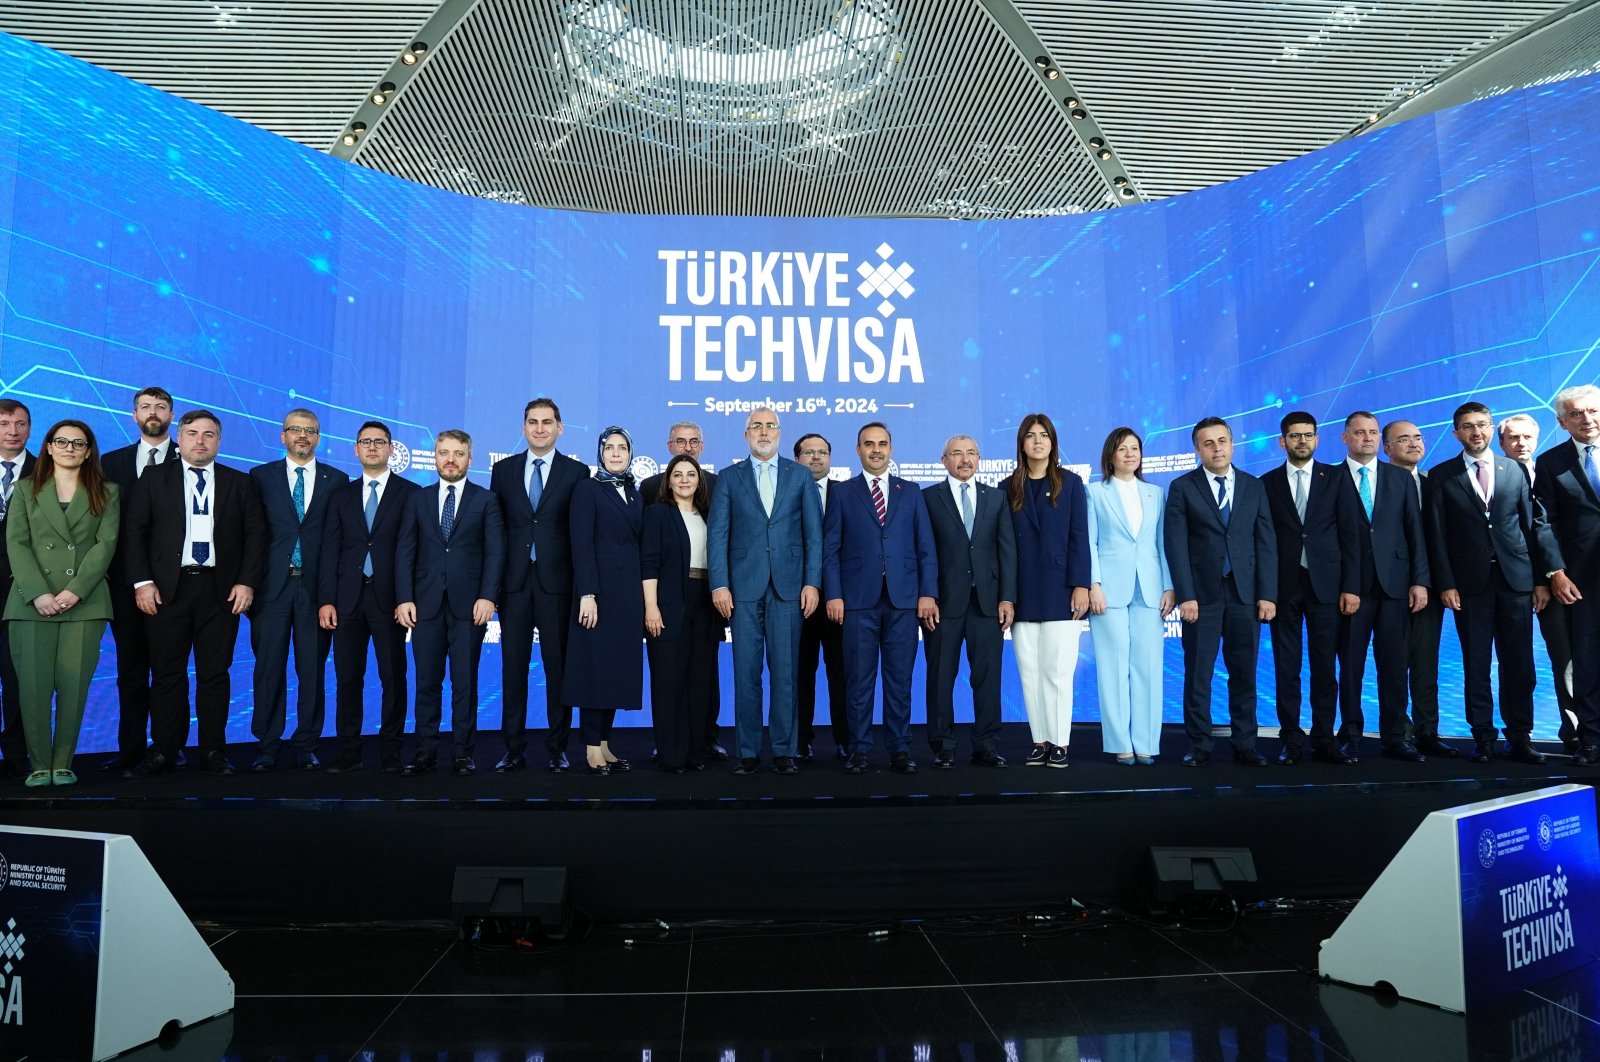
[563,426,645,775]
[5,419,119,786]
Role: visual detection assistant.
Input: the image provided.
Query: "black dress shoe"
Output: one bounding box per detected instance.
[1233,748,1268,766]
[249,753,276,773]
[844,751,869,774]
[1181,748,1210,767]
[1339,741,1363,763]
[1562,736,1581,754]
[772,756,799,776]
[703,743,730,762]
[1573,745,1600,766]
[1311,745,1356,765]
[1469,740,1494,764]
[889,751,918,774]
[1506,740,1548,766]
[970,749,1007,768]
[494,753,527,773]
[797,743,815,763]
[297,752,322,771]
[605,757,632,772]
[933,750,955,769]
[1277,745,1302,765]
[1416,736,1461,758]
[547,752,571,772]
[732,757,760,775]
[401,754,437,776]
[584,762,611,776]
[201,751,236,776]
[0,759,23,778]
[128,750,176,778]
[326,750,364,773]
[1381,744,1426,763]
[381,754,403,774]
[452,756,476,776]
[835,746,850,761]
[660,765,687,774]
[100,754,138,773]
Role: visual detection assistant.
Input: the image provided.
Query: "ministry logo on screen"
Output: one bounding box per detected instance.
[1539,814,1555,851]
[388,441,411,474]
[0,852,7,892]
[1479,827,1498,868]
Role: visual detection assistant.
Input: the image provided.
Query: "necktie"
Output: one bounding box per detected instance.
[142,447,157,476]
[191,467,210,565]
[1474,459,1491,513]
[528,458,544,561]
[1358,465,1373,519]
[1214,475,1231,577]
[871,477,887,526]
[1293,470,1308,568]
[758,462,775,516]
[817,480,826,514]
[290,466,306,568]
[1585,445,1600,500]
[362,479,379,576]
[1414,470,1423,507]
[960,482,974,537]
[441,484,457,540]
[0,460,12,516]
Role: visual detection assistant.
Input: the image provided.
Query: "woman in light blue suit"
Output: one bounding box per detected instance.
[1087,428,1175,764]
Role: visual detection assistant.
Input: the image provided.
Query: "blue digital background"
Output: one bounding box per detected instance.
[1,29,1595,752]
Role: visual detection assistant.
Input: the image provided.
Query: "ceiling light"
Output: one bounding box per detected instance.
[1097,149,1111,160]
[1113,175,1128,186]
[1045,69,1060,80]
[1088,137,1105,149]
[401,41,427,66]
[1034,56,1049,68]
[1120,187,1136,198]
[342,121,367,147]
[1070,108,1087,120]
[372,82,396,105]
[1065,97,1078,107]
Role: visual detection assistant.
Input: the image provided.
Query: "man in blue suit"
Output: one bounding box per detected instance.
[1164,417,1278,766]
[922,434,1014,768]
[396,429,505,776]
[824,422,938,774]
[248,408,349,771]
[707,407,823,775]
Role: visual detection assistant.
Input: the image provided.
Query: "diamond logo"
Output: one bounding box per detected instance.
[0,918,24,965]
[856,242,916,318]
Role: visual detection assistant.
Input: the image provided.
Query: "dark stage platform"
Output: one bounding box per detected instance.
[0,724,1592,925]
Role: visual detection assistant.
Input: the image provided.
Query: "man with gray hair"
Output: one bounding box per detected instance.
[1535,384,1600,765]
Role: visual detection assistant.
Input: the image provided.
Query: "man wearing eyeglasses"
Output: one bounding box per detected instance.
[246,409,349,771]
[318,421,420,773]
[794,433,849,761]
[0,398,36,777]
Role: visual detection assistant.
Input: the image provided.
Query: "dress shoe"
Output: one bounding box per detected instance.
[326,750,364,773]
[583,762,611,776]
[835,746,850,761]
[0,759,23,778]
[1277,745,1302,766]
[688,761,707,771]
[1311,746,1356,765]
[1339,741,1363,763]
[889,751,918,774]
[1416,735,1461,758]
[1469,740,1494,764]
[1381,744,1426,763]
[1025,744,1050,766]
[99,754,137,773]
[660,765,687,774]
[296,752,322,771]
[844,751,869,774]
[1572,745,1600,766]
[175,751,188,768]
[971,749,1007,768]
[797,743,815,763]
[23,769,50,788]
[772,756,799,776]
[604,757,632,772]
[381,754,403,774]
[1181,748,1211,767]
[1233,748,1268,767]
[732,757,761,775]
[1046,745,1070,768]
[249,753,277,773]
[703,743,731,762]
[1562,736,1581,754]
[1506,740,1548,766]
[128,750,176,778]
[51,769,78,786]
[401,753,437,776]
[650,747,660,761]
[547,752,571,772]
[452,757,476,776]
[1135,755,1157,766]
[933,750,955,769]
[201,751,237,776]
[494,753,527,773]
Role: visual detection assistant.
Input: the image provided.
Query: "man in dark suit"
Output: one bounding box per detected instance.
[823,422,938,774]
[123,409,266,776]
[922,434,1015,768]
[794,432,848,761]
[1261,412,1354,765]
[100,386,180,772]
[1425,402,1554,764]
[1535,384,1600,766]
[1335,411,1431,762]
[247,409,348,771]
[707,407,823,775]
[0,399,35,776]
[396,429,504,776]
[1163,416,1277,766]
[490,397,586,772]
[318,420,419,773]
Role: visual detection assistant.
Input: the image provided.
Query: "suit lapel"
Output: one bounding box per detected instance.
[1105,481,1132,537]
[933,480,960,530]
[35,481,69,539]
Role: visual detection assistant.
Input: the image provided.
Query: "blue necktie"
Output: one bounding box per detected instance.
[1358,465,1373,520]
[960,482,974,537]
[528,458,544,561]
[440,484,457,540]
[362,479,379,577]
[1585,445,1600,500]
[191,467,210,565]
[290,466,306,568]
[1215,475,1231,577]
[0,460,13,516]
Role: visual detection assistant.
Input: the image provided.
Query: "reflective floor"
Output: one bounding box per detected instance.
[148,906,1598,1061]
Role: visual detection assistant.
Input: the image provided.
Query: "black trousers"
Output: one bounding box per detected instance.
[647,586,719,769]
[1451,567,1536,742]
[579,708,616,747]
[332,579,409,756]
[1536,600,1577,742]
[922,588,1004,755]
[1268,567,1340,749]
[108,583,155,761]
[1569,583,1600,744]
[0,618,24,765]
[249,573,331,757]
[498,564,573,755]
[1405,596,1444,738]
[1180,576,1259,751]
[146,568,241,755]
[411,601,486,758]
[797,602,847,748]
[1338,591,1409,748]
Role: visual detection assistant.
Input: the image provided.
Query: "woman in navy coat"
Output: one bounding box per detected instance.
[563,427,645,775]
[641,455,727,772]
[1007,413,1091,767]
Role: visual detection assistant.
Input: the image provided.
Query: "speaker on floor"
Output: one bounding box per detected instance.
[1145,846,1258,914]
[452,865,571,942]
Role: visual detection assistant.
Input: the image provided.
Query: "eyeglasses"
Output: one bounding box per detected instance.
[799,448,830,458]
[356,437,391,448]
[1284,432,1317,442]
[747,422,779,432]
[49,437,90,452]
[283,426,321,437]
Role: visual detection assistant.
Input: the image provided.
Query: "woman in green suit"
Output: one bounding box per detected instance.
[4,419,118,786]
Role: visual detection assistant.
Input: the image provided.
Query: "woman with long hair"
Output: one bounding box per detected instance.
[4,419,119,786]
[1006,413,1091,767]
[1086,428,1175,764]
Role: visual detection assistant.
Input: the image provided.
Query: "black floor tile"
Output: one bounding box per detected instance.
[413,924,692,996]
[219,996,396,1061]
[213,927,455,995]
[685,924,957,992]
[365,992,687,1059]
[923,919,1215,985]
[1149,907,1344,975]
[679,986,998,1059]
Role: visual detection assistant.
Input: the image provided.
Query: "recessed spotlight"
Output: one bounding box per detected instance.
[1089,137,1105,149]
[1045,68,1060,80]
[1113,175,1128,186]
[1034,56,1049,68]
[1097,149,1111,160]
[402,41,427,65]
[1120,187,1135,198]
[372,81,396,105]
[1070,108,1087,120]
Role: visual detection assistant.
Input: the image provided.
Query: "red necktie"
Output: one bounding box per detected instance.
[870,477,886,526]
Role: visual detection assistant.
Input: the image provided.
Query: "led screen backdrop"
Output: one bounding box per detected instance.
[1,29,1596,751]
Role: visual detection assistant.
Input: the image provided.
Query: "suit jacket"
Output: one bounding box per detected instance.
[822,474,937,609]
[123,460,265,600]
[395,480,505,621]
[640,504,727,641]
[922,479,1016,617]
[317,473,421,614]
[1535,439,1600,588]
[1424,453,1552,595]
[3,478,120,622]
[1012,470,1092,621]
[1163,467,1277,605]
[490,448,587,596]
[1334,460,1429,598]
[103,440,179,587]
[640,468,719,506]
[707,456,822,601]
[1260,461,1352,604]
[0,451,38,588]
[250,459,349,602]
[1086,478,1172,610]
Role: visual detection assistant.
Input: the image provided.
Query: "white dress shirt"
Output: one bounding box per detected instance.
[435,478,466,523]
[285,456,318,510]
[1112,475,1143,536]
[182,460,215,568]
[865,473,889,518]
[681,509,708,568]
[1462,450,1495,506]
[138,439,172,475]
[1345,456,1380,502]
